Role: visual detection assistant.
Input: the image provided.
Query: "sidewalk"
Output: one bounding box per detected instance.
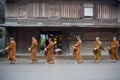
[0,48,110,60]
[0,53,110,60]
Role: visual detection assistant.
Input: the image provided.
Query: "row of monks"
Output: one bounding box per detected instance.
[5,36,119,64]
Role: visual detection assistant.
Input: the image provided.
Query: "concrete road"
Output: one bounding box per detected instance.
[0,59,120,80]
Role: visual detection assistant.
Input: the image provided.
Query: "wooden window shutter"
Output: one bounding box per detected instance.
[80,3,84,19]
[93,3,98,19]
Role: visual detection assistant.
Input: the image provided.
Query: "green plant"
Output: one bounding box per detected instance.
[0,28,4,38]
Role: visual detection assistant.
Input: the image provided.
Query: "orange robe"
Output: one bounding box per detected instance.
[93,40,102,61]
[30,39,38,62]
[73,40,83,62]
[108,40,119,60]
[7,40,16,61]
[46,42,55,62]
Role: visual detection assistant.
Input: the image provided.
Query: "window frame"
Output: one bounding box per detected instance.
[84,3,94,18]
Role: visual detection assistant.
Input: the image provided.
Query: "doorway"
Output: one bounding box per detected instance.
[40,31,62,49]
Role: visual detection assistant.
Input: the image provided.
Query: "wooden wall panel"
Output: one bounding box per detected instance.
[6,2,17,17]
[118,4,120,22]
[17,2,28,18]
[28,2,43,17]
[6,1,118,19]
[97,2,117,19]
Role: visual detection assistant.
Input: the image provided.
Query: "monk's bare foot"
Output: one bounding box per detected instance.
[80,61,83,63]
[35,62,38,64]
[51,61,54,64]
[47,61,54,64]
[75,62,78,64]
[14,61,17,64]
[9,61,13,64]
[99,60,102,63]
[14,62,16,64]
[77,61,83,63]
[108,60,112,63]
[47,61,51,64]
[54,60,57,63]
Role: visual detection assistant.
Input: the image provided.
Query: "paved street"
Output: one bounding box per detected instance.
[0,59,120,80]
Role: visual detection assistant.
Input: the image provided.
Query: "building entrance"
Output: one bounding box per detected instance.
[40,31,62,49]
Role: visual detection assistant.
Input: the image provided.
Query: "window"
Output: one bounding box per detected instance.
[84,3,93,18]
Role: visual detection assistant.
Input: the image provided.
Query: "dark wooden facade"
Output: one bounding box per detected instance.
[0,0,5,49]
[0,0,5,23]
[6,0,119,19]
[5,0,120,54]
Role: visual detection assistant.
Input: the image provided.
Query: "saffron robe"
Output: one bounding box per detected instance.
[93,41,102,61]
[7,40,16,61]
[108,40,119,60]
[73,40,83,62]
[46,42,55,62]
[30,39,38,61]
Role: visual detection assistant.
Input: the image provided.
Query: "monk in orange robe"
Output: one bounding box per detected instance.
[93,37,102,63]
[72,36,83,64]
[6,37,16,64]
[29,37,38,64]
[108,37,119,62]
[45,38,55,64]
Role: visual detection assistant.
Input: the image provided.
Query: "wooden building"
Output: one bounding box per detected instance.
[0,0,5,23]
[0,0,5,49]
[4,0,120,54]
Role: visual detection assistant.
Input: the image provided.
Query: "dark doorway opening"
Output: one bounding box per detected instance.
[40,31,62,49]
